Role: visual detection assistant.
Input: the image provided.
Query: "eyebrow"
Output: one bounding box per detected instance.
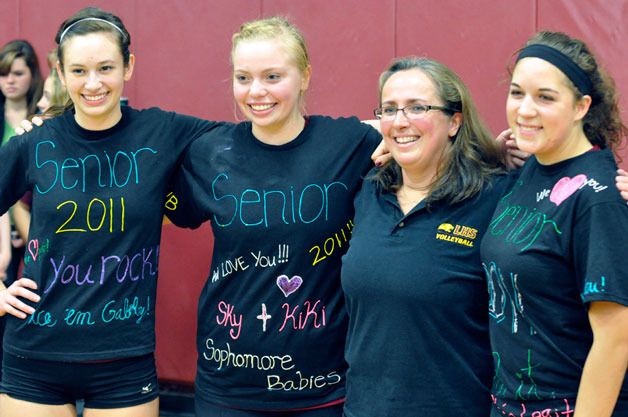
[510,82,559,94]
[67,60,116,66]
[381,98,427,105]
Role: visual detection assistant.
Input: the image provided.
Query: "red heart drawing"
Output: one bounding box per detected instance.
[550,175,587,206]
[28,239,39,262]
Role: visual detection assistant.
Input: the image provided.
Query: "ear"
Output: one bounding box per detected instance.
[574,94,592,121]
[56,61,66,87]
[124,54,135,81]
[448,112,463,138]
[301,64,312,91]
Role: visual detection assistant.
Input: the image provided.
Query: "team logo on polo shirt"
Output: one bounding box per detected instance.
[435,223,477,247]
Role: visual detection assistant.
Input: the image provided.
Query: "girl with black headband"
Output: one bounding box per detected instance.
[481,31,628,417]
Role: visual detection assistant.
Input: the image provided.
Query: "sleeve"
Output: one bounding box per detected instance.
[574,201,628,306]
[20,191,32,207]
[167,111,222,154]
[0,135,30,215]
[352,168,378,225]
[164,132,214,229]
[361,122,383,156]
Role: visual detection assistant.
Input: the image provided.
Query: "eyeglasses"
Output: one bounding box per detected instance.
[373,104,458,120]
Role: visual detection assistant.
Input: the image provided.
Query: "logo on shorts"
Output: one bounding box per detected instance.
[141,383,154,394]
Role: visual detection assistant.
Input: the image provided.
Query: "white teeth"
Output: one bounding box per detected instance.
[84,93,106,101]
[518,124,541,132]
[251,104,273,111]
[395,136,418,144]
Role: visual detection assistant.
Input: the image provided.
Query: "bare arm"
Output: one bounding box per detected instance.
[0,213,10,281]
[617,169,628,202]
[573,301,628,417]
[0,214,39,320]
[12,201,30,241]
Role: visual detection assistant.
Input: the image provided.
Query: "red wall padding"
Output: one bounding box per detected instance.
[3,0,627,384]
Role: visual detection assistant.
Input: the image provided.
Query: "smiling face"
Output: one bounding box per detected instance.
[380,68,460,181]
[58,32,134,130]
[232,38,310,143]
[507,57,591,164]
[0,57,32,101]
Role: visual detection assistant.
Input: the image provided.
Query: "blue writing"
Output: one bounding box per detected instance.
[580,276,606,300]
[101,296,150,324]
[211,172,348,228]
[64,308,96,326]
[27,309,58,327]
[34,139,157,194]
[484,261,526,334]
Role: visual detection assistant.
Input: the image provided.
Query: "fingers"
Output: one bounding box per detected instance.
[374,153,393,167]
[32,116,44,126]
[0,278,40,319]
[371,139,389,163]
[495,128,513,144]
[20,119,35,133]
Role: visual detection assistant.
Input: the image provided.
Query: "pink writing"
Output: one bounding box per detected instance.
[216,301,242,340]
[278,299,326,332]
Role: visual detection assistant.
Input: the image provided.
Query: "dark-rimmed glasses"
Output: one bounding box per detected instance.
[373,104,458,120]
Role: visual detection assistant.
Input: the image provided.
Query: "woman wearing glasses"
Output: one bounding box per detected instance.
[340,57,511,417]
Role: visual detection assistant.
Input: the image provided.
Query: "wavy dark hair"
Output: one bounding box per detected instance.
[373,57,505,206]
[512,31,627,154]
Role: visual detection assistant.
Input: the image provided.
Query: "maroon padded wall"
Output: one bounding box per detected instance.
[2,0,627,384]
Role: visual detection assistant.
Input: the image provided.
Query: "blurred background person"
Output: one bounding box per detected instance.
[0,39,43,283]
[12,48,67,246]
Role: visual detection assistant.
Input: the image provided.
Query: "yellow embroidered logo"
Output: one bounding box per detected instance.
[435,223,478,247]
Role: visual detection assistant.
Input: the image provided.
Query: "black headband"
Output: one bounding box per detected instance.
[516,44,593,96]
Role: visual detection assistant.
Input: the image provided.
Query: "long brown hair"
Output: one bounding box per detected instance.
[373,57,505,206]
[0,39,44,116]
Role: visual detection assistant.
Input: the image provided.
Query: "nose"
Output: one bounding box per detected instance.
[517,94,536,117]
[85,71,102,90]
[37,95,49,113]
[392,108,410,128]
[249,78,266,97]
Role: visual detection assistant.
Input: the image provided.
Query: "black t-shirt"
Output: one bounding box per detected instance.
[167,116,381,409]
[0,106,219,361]
[481,149,628,416]
[341,169,512,417]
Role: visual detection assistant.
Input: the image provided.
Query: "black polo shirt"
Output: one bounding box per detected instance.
[341,168,512,417]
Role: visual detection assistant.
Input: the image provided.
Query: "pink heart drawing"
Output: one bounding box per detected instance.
[276,275,303,297]
[550,174,587,206]
[28,239,39,262]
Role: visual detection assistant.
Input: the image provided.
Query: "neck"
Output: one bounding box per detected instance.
[4,97,28,113]
[252,113,305,145]
[537,128,593,165]
[401,166,438,192]
[4,98,29,128]
[74,107,123,131]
